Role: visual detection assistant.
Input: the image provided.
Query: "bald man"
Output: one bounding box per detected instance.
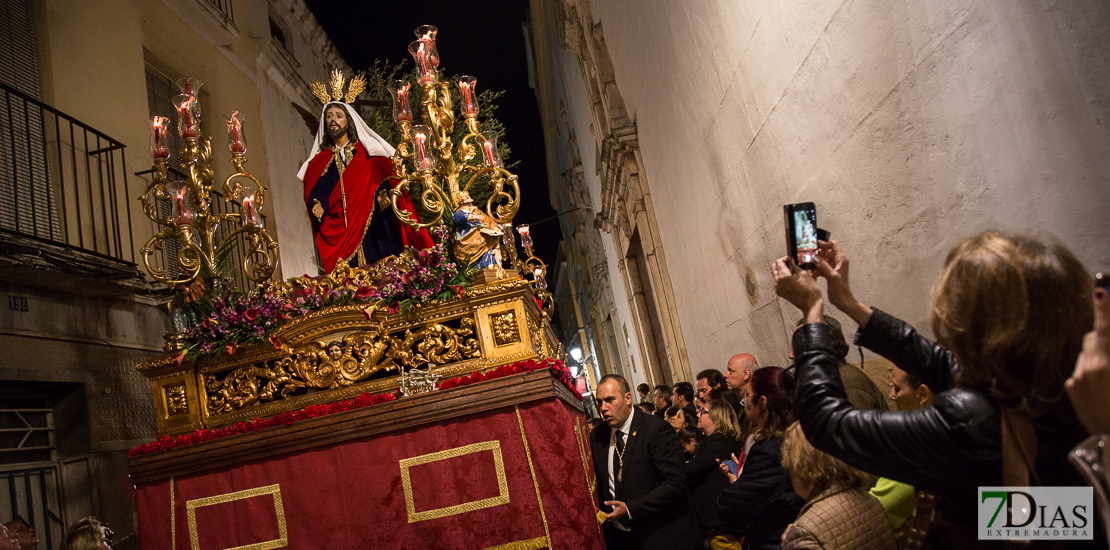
[724,353,758,398]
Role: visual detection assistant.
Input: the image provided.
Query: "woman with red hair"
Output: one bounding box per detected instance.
[717,366,805,550]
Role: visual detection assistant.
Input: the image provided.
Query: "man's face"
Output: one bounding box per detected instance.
[725,361,749,396]
[695,377,713,401]
[325,107,348,139]
[671,387,686,408]
[8,522,37,550]
[653,389,668,410]
[889,367,926,411]
[0,524,13,550]
[596,380,633,428]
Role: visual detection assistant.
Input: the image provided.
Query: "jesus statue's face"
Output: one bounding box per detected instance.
[325,106,348,140]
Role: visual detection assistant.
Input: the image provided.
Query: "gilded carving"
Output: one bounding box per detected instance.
[205,318,480,414]
[164,384,189,417]
[490,311,521,347]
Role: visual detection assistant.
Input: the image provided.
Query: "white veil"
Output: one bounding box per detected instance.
[296,102,396,181]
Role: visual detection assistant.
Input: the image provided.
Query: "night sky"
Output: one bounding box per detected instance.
[302,0,561,266]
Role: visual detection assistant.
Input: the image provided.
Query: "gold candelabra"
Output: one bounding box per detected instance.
[138,80,278,287]
[386,25,521,231]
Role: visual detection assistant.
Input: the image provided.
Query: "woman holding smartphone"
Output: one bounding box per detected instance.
[773,231,1093,545]
[717,367,805,550]
[686,400,744,549]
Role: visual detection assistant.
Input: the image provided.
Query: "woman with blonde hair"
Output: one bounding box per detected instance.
[780,421,895,550]
[686,399,744,549]
[773,231,1094,543]
[59,521,109,550]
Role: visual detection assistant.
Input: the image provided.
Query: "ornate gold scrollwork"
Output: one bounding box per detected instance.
[204,318,481,414]
[164,384,189,416]
[490,311,520,347]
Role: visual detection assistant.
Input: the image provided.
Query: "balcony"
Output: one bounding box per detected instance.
[0,82,265,295]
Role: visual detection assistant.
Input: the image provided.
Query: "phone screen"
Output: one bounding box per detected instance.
[722,459,739,476]
[784,202,817,269]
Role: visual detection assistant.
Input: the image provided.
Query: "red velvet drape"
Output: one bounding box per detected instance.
[136,399,604,549]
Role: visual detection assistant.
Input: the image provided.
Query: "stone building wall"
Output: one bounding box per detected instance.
[532,0,1110,380]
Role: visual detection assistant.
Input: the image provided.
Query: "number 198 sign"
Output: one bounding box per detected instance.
[979,487,1093,540]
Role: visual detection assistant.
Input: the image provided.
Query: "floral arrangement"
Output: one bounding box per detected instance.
[182,275,377,357]
[371,225,472,314]
[129,359,578,457]
[180,226,472,359]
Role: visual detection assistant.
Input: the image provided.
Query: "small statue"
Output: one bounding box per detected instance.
[452,191,503,270]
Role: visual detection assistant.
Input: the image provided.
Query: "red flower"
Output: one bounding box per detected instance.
[269,334,283,349]
[387,302,401,315]
[450,285,465,299]
[356,284,374,299]
[244,308,259,321]
[225,342,237,355]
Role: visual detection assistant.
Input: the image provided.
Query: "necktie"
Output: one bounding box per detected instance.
[613,430,626,484]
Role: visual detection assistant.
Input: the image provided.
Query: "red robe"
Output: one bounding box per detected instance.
[302,142,432,273]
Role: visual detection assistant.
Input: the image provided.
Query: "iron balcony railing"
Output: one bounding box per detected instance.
[207,0,234,23]
[0,81,136,264]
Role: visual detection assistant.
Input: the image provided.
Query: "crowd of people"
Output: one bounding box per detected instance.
[1,516,113,550]
[590,231,1110,550]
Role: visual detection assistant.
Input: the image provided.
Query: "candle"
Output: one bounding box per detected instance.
[173,187,193,226]
[176,77,203,97]
[533,267,547,290]
[481,131,503,167]
[390,80,412,123]
[458,76,478,117]
[150,116,169,159]
[414,25,440,66]
[410,125,436,172]
[409,40,436,84]
[226,111,246,154]
[175,94,199,139]
[242,194,260,227]
[516,224,533,249]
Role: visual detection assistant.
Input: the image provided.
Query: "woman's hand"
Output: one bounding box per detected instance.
[1066,287,1110,435]
[814,240,873,328]
[772,258,824,324]
[717,453,741,483]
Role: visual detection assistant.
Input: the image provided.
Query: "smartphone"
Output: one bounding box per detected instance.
[784,202,818,269]
[722,459,739,476]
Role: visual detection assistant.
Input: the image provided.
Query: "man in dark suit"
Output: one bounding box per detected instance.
[591,374,700,550]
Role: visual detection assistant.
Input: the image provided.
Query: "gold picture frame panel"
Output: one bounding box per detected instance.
[399,440,510,523]
[185,484,287,550]
[477,301,531,362]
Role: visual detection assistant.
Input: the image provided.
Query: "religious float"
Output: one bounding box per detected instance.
[128,26,604,550]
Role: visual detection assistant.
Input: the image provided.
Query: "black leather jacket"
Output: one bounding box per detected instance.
[794,308,1089,530]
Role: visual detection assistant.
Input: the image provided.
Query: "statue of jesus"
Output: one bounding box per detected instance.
[297,74,432,274]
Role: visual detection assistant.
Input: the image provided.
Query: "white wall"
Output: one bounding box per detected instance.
[560,0,1110,371]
